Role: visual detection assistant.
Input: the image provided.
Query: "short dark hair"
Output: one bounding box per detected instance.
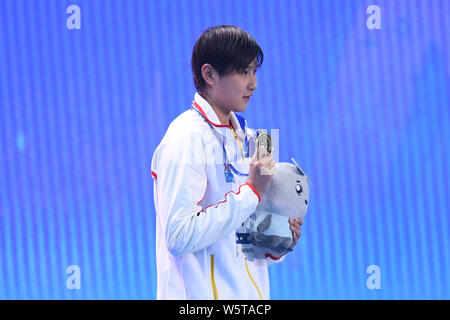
[191,25,264,92]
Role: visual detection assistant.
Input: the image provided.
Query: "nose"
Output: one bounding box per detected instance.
[248,73,257,91]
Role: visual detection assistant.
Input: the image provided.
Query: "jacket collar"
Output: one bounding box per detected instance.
[193,92,245,142]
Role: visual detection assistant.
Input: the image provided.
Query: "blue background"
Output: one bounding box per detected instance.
[0,0,449,299]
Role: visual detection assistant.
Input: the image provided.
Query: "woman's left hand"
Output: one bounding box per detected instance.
[289,218,304,247]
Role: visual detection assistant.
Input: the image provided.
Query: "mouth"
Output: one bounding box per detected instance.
[243,95,251,101]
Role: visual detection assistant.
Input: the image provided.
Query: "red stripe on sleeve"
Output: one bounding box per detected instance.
[265,253,282,260]
[243,182,261,202]
[196,183,257,216]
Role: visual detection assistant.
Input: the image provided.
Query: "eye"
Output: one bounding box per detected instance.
[296,184,303,195]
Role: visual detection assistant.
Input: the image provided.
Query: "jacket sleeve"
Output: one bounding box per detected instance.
[266,253,287,266]
[152,131,260,257]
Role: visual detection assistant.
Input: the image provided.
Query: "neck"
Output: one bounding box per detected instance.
[200,91,230,126]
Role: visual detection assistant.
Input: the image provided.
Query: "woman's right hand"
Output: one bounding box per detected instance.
[247,146,276,198]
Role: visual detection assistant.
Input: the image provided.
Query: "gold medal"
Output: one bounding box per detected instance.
[256,130,273,154]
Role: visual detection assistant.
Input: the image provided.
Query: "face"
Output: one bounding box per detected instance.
[207,60,258,113]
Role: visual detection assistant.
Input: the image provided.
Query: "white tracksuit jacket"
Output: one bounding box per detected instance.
[151,93,281,300]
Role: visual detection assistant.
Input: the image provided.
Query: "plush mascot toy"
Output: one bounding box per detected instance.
[237,158,311,261]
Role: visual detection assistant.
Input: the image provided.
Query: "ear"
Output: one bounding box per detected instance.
[201,64,216,87]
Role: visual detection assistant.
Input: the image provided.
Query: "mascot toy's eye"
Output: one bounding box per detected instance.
[296,184,303,195]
